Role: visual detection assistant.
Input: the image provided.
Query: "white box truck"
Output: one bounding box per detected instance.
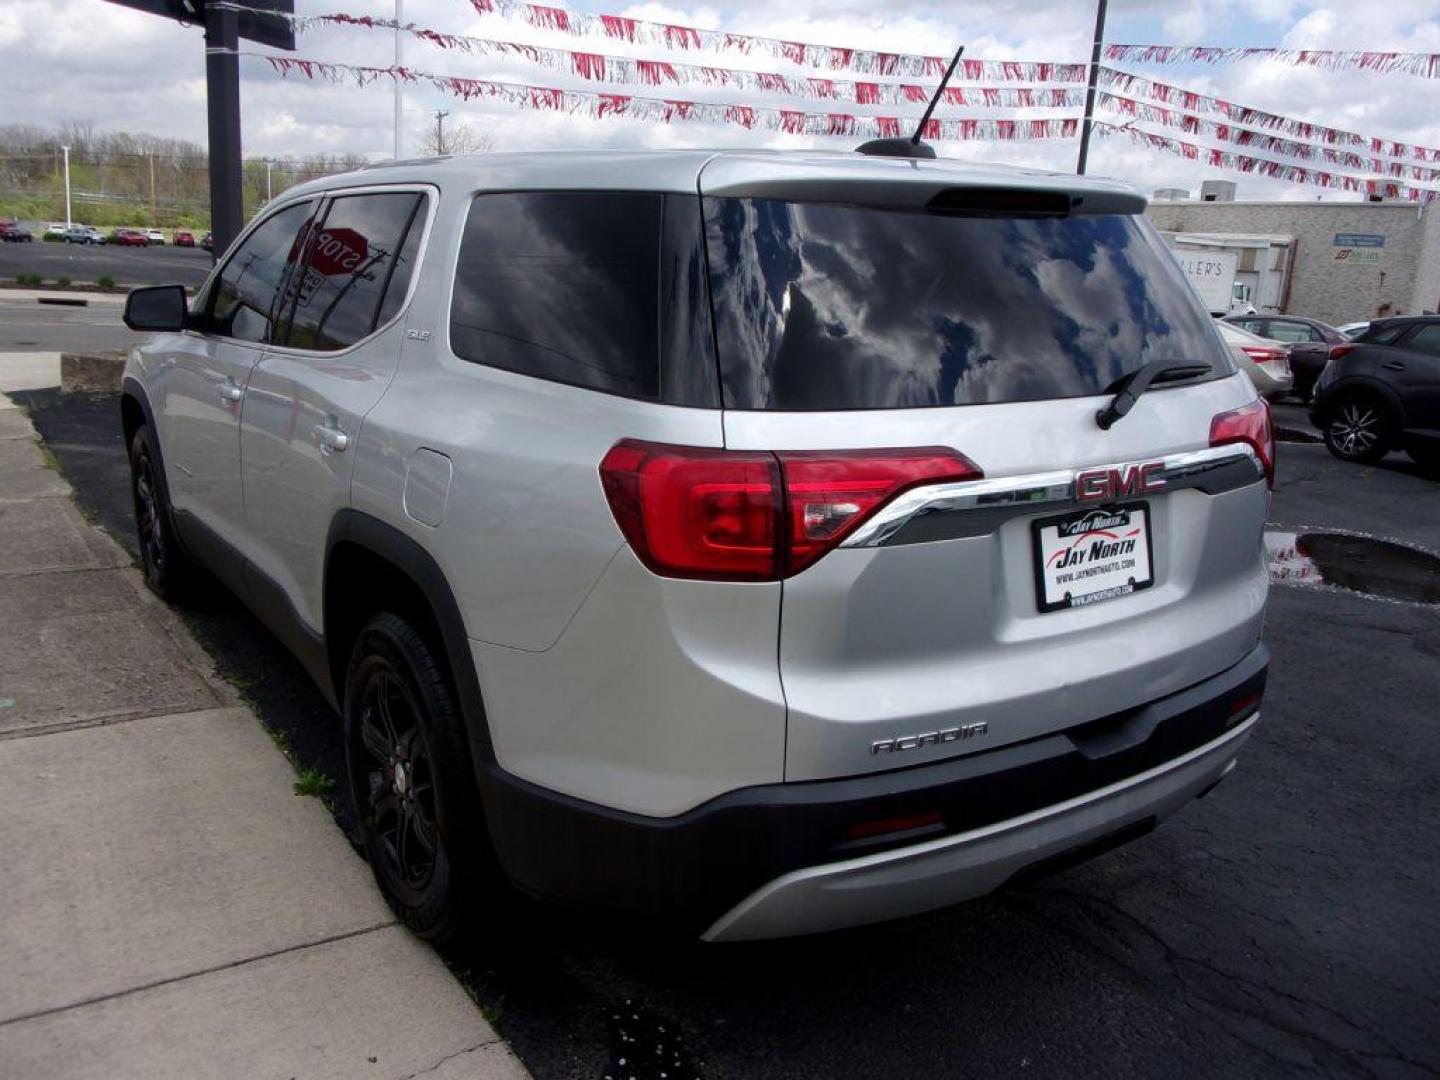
[1171,248,1256,316]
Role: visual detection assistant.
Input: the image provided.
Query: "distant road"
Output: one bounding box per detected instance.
[0,242,213,288]
[0,294,145,353]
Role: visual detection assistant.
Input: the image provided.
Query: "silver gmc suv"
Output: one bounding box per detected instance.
[120,150,1272,943]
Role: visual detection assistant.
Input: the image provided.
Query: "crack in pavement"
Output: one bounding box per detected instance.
[397,1038,504,1080]
[1019,888,1436,1078]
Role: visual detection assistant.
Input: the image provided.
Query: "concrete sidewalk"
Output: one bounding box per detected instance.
[0,382,527,1077]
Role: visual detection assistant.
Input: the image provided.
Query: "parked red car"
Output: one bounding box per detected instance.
[173,230,195,247]
[110,228,148,247]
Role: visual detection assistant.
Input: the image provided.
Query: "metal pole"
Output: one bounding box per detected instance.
[393,0,404,158]
[61,145,72,228]
[435,110,448,155]
[204,0,243,259]
[1076,0,1109,175]
[149,153,156,225]
[265,159,272,202]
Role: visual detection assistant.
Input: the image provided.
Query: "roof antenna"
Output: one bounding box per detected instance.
[856,44,964,160]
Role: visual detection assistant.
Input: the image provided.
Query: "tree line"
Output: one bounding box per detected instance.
[0,122,373,228]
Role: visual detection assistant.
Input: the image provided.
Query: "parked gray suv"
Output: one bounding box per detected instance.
[120,150,1273,943]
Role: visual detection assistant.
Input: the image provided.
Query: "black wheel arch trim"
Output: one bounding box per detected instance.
[325,509,497,763]
[1313,376,1407,428]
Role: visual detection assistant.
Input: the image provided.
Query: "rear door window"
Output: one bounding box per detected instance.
[1266,321,1321,343]
[204,200,316,344]
[703,199,1232,410]
[280,191,426,351]
[1403,323,1440,357]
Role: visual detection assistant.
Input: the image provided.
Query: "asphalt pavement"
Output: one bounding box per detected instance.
[0,241,212,288]
[0,291,146,353]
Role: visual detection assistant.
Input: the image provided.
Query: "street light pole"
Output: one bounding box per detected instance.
[1075,0,1109,176]
[61,144,72,228]
[265,158,272,202]
[394,0,404,158]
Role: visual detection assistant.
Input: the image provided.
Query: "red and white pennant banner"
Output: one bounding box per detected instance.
[1095,123,1440,203]
[467,0,1088,81]
[1102,44,1440,80]
[1098,94,1440,185]
[1101,68,1440,164]
[264,55,1081,141]
[282,13,1086,108]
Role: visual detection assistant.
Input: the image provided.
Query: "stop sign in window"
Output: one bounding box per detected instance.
[309,227,369,276]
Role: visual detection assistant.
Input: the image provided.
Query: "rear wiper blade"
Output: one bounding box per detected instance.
[1095,361,1212,430]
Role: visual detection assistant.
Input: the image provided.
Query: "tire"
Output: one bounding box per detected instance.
[344,612,491,943]
[1321,390,1394,464]
[128,425,194,599]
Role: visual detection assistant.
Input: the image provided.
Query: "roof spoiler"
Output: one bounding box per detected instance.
[856,45,963,161]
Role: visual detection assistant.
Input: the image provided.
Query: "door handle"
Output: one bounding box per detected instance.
[217,382,244,403]
[1380,361,1406,371]
[312,424,349,454]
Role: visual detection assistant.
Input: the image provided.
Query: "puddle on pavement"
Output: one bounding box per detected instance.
[602,998,702,1080]
[1266,531,1440,605]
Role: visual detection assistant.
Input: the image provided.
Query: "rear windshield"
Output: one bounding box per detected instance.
[703,199,1231,411]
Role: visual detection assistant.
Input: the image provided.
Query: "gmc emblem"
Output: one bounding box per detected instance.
[1075,462,1166,503]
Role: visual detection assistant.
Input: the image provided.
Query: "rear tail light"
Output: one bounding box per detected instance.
[1210,399,1275,488]
[599,441,981,581]
[1240,345,1289,372]
[1328,343,1355,362]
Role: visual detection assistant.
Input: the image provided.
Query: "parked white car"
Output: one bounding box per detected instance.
[1215,320,1293,399]
[145,228,165,245]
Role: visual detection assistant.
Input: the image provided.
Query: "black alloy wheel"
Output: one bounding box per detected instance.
[344,613,492,943]
[128,426,190,599]
[1323,393,1393,464]
[354,666,442,905]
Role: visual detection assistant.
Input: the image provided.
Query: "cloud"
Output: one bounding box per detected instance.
[1,0,1437,201]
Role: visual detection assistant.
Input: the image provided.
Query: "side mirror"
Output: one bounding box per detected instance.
[123,285,189,332]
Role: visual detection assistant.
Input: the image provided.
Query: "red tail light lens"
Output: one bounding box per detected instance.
[1240,345,1288,367]
[1209,399,1275,488]
[599,441,981,581]
[1328,343,1355,362]
[778,448,981,573]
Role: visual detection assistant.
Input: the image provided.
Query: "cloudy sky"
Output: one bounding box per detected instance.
[2,0,1438,199]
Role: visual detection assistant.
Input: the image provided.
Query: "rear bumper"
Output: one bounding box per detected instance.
[476,644,1267,938]
[705,714,1253,941]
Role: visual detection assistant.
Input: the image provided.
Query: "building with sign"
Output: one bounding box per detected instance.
[1146,195,1440,326]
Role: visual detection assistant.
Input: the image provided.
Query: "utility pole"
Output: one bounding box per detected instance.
[265,158,272,202]
[204,0,244,258]
[434,110,449,156]
[1076,0,1109,175]
[61,144,72,227]
[149,152,157,225]
[394,0,404,157]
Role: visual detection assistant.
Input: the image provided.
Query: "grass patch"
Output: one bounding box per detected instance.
[292,767,335,798]
[97,274,115,289]
[15,273,41,286]
[55,276,70,287]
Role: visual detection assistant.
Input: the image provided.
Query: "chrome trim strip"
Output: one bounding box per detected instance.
[842,444,1264,548]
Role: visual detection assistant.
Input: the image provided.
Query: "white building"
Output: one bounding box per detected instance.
[1146,194,1440,326]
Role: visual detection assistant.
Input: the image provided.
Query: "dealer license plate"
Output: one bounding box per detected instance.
[1033,503,1154,613]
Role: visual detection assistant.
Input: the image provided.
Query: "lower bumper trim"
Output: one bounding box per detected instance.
[702,715,1256,942]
